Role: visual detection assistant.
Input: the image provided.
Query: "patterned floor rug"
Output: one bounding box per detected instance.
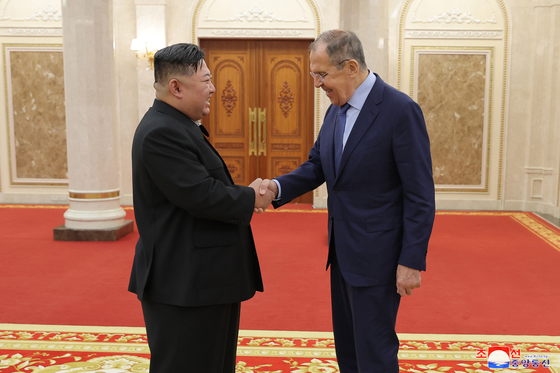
[1,324,558,372]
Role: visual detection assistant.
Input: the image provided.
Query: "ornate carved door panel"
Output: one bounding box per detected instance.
[202,39,314,203]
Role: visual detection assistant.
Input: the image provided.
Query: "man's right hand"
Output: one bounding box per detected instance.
[266,180,278,198]
[249,178,275,213]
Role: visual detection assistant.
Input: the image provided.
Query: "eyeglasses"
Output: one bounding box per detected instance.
[309,59,350,83]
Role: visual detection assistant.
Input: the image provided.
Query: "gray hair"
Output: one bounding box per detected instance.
[309,29,367,71]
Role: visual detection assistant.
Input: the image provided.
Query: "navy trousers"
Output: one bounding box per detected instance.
[141,298,241,373]
[330,258,401,373]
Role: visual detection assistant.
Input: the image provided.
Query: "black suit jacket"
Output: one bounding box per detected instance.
[129,99,263,307]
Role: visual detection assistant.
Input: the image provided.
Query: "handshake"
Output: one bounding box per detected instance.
[249,178,279,214]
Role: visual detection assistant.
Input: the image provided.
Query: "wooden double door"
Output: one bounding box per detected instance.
[201,39,315,204]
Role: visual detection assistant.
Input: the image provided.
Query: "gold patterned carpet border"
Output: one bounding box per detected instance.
[1,324,559,372]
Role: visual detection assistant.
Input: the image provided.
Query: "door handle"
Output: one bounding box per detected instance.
[249,108,257,156]
[258,108,266,156]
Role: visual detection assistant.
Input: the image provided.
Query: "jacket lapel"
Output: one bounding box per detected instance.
[335,75,385,181]
[152,99,235,185]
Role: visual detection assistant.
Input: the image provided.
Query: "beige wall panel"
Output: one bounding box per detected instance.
[418,53,486,186]
[6,48,67,183]
[398,0,507,208]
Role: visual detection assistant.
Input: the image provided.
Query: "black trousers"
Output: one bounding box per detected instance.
[141,298,241,373]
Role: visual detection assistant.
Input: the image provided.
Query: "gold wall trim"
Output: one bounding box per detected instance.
[10,181,68,186]
[0,204,68,209]
[192,0,204,44]
[314,84,321,199]
[557,158,560,207]
[398,0,509,200]
[397,0,413,91]
[311,0,321,201]
[3,43,66,189]
[69,191,120,200]
[496,0,508,202]
[309,0,321,199]
[435,188,487,193]
[411,47,493,193]
[307,0,321,36]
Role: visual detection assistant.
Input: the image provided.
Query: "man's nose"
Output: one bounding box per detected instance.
[312,76,323,88]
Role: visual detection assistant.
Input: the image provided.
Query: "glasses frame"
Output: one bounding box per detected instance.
[309,59,350,83]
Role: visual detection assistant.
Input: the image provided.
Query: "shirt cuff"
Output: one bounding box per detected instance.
[272,179,282,201]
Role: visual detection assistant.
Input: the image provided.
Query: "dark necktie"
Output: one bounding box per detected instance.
[199,124,209,137]
[334,103,350,173]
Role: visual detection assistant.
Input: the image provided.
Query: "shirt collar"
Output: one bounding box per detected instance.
[347,70,376,111]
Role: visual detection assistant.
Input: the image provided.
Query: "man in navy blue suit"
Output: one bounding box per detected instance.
[267,30,436,372]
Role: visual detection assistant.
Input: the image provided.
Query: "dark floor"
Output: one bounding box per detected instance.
[535,212,560,228]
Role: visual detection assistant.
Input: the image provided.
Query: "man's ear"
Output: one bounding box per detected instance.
[169,79,182,98]
[347,59,360,77]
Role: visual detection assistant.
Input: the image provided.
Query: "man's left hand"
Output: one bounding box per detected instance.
[396,265,421,296]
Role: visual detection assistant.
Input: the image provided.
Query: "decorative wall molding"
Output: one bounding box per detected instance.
[210,29,303,37]
[193,0,319,41]
[25,5,61,21]
[411,7,497,24]
[0,4,61,22]
[204,0,309,23]
[206,5,307,23]
[534,0,560,7]
[135,0,166,5]
[2,27,61,36]
[525,167,554,175]
[531,178,543,199]
[405,30,501,39]
[558,163,560,207]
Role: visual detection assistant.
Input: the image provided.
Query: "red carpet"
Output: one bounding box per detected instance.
[398,211,560,335]
[1,205,560,335]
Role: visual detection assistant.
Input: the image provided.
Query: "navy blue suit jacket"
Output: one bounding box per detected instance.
[274,74,435,287]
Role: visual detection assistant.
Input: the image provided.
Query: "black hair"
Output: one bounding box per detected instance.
[153,43,205,84]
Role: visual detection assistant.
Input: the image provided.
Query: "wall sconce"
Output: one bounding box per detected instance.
[130,38,158,70]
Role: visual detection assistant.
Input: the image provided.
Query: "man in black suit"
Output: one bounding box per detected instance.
[128,43,274,373]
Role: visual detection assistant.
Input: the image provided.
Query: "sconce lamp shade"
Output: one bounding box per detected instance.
[130,38,144,52]
[130,38,160,70]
